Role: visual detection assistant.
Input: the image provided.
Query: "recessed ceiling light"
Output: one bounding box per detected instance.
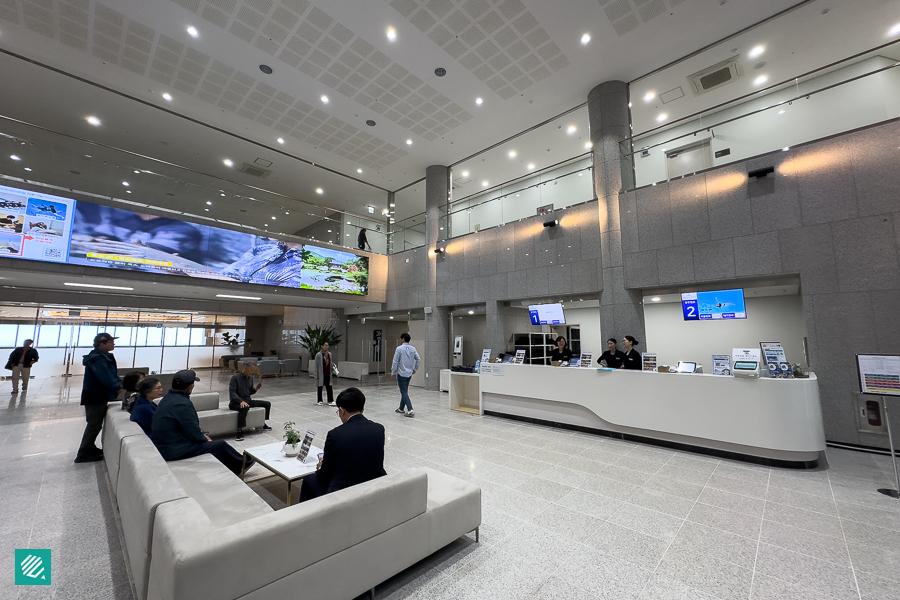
[782,147,790,151]
[122,181,129,186]
[24,167,31,171]
[508,150,516,158]
[656,113,667,122]
[357,168,363,173]
[126,190,132,194]
[527,163,535,170]
[461,170,469,177]
[753,75,768,86]
[285,211,290,215]
[162,92,172,101]
[584,142,592,149]
[271,216,276,220]
[223,159,233,167]
[475,97,483,105]
[204,208,209,211]
[347,221,352,224]
[206,201,212,205]
[567,125,576,134]
[468,310,475,315]
[321,95,329,104]
[220,193,225,196]
[86,116,101,126]
[316,188,324,194]
[482,181,489,187]
[643,92,655,102]
[277,137,285,144]
[186,26,199,38]
[651,296,661,302]
[777,110,785,115]
[387,27,396,40]
[581,33,591,45]
[134,170,140,173]
[216,294,261,300]
[264,223,268,226]
[406,139,413,145]
[748,45,765,58]
[64,282,134,291]
[10,155,20,161]
[890,23,900,35]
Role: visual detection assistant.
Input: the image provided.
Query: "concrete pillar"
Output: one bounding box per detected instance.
[423,165,450,390]
[588,81,646,346]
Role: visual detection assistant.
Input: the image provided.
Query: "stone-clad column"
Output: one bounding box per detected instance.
[423,165,450,390]
[588,81,646,346]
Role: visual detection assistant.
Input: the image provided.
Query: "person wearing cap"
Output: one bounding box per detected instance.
[75,332,122,463]
[151,370,249,475]
[5,338,39,393]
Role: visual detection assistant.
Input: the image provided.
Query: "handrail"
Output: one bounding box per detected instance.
[623,38,900,143]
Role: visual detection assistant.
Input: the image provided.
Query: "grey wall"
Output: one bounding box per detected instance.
[619,119,900,446]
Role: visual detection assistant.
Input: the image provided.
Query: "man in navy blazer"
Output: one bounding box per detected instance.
[299,387,386,502]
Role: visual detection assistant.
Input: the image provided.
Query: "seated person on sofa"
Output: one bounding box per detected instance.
[229,361,272,441]
[129,377,163,435]
[150,370,251,475]
[299,387,387,502]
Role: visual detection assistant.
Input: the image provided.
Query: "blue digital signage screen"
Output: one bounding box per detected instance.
[681,289,746,321]
[528,303,566,325]
[0,183,369,295]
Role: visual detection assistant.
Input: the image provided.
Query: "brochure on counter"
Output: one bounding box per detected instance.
[642,353,658,372]
[712,354,732,376]
[762,344,793,378]
[297,430,316,462]
[514,350,525,364]
[579,352,592,367]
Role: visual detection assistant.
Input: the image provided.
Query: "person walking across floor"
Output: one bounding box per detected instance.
[391,332,420,418]
[151,370,250,475]
[6,338,39,393]
[229,361,272,441]
[357,227,372,251]
[74,333,122,463]
[313,342,337,407]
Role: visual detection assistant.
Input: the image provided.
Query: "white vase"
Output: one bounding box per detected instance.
[283,442,300,457]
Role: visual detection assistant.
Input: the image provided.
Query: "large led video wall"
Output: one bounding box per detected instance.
[0,183,369,295]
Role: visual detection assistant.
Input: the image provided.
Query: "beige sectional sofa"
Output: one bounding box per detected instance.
[190,392,266,436]
[103,409,481,600]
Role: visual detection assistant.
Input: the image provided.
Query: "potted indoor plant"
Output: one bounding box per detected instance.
[296,324,342,374]
[283,421,301,457]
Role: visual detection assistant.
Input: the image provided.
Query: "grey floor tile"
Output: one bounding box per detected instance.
[608,503,684,542]
[836,500,900,532]
[750,572,845,600]
[656,548,753,600]
[668,521,757,569]
[585,521,671,570]
[841,518,900,547]
[847,540,900,582]
[579,474,640,501]
[536,465,594,488]
[555,487,623,520]
[766,485,838,516]
[617,455,666,475]
[763,500,845,538]
[705,474,767,500]
[697,487,765,518]
[638,574,720,600]
[643,474,705,502]
[514,476,575,503]
[601,464,655,486]
[754,543,859,600]
[526,576,601,600]
[856,570,900,600]
[628,487,696,519]
[768,471,833,498]
[531,504,605,544]
[556,547,651,600]
[665,454,719,475]
[759,519,850,566]
[712,462,770,485]
[655,464,713,487]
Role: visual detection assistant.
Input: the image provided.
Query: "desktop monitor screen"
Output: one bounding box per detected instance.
[528,303,566,325]
[681,289,746,321]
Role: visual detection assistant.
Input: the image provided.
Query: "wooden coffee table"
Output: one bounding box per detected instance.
[240,441,323,506]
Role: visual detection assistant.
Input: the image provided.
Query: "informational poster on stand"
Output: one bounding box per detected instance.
[514,350,525,364]
[642,353,658,372]
[481,349,492,362]
[579,352,593,367]
[762,345,792,378]
[297,430,316,462]
[857,354,900,396]
[712,355,732,376]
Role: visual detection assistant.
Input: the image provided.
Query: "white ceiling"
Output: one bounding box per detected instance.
[0,0,800,220]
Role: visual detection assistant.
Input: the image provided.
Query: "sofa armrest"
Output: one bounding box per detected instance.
[189,392,220,412]
[422,467,482,553]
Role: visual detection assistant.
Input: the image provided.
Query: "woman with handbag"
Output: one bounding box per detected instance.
[314,342,337,406]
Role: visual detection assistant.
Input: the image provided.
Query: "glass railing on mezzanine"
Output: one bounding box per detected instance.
[443,155,594,240]
[622,44,900,189]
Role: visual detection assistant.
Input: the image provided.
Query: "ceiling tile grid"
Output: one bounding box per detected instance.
[598,0,687,37]
[388,0,569,100]
[0,0,407,170]
[174,0,472,144]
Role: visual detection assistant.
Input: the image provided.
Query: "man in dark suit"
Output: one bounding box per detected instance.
[299,387,386,502]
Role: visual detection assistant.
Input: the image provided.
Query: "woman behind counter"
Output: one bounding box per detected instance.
[597,338,625,369]
[549,336,573,363]
[621,335,642,370]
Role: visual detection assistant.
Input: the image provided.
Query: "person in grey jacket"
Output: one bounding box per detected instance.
[229,361,272,441]
[313,342,336,406]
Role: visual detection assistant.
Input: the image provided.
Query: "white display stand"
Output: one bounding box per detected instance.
[449,372,481,415]
[338,361,369,381]
[439,369,451,392]
[478,364,825,463]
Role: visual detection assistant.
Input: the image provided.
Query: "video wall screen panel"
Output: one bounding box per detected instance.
[0,183,369,295]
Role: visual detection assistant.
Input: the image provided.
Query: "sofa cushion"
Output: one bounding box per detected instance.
[189,392,220,412]
[103,409,145,496]
[198,407,265,436]
[118,435,189,600]
[421,467,482,553]
[168,454,272,528]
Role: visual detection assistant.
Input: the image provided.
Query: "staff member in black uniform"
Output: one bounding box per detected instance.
[597,338,625,368]
[621,335,642,370]
[549,336,574,363]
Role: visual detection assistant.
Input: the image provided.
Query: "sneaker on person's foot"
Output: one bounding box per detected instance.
[404,411,415,418]
[395,408,405,414]
[328,401,336,406]
[236,429,244,441]
[88,446,104,457]
[11,389,18,394]
[317,401,324,406]
[262,424,272,431]
[74,454,103,463]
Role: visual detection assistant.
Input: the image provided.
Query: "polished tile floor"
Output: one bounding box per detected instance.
[2,371,900,600]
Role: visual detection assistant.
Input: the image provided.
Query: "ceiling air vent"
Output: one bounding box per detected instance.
[688,57,740,96]
[238,163,272,178]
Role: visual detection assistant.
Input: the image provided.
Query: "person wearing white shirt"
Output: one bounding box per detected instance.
[390,333,421,418]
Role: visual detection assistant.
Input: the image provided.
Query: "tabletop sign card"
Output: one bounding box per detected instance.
[857,354,900,396]
[297,430,316,462]
[514,350,526,364]
[642,353,658,372]
[762,345,792,378]
[712,354,732,376]
[481,349,492,362]
[579,352,593,367]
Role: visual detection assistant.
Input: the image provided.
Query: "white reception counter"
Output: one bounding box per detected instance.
[478,365,825,465]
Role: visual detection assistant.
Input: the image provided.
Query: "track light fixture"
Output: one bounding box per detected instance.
[543,219,559,228]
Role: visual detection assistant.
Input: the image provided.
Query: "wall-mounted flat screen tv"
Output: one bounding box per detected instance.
[529,303,566,325]
[681,289,746,320]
